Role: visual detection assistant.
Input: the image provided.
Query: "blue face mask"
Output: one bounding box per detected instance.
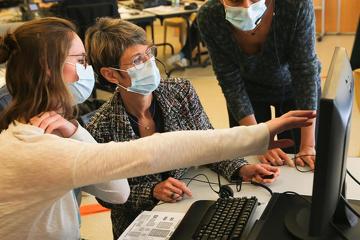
[66,63,95,104]
[112,57,161,96]
[225,0,267,31]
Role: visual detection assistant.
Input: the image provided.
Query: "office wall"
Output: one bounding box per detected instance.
[314,0,360,33]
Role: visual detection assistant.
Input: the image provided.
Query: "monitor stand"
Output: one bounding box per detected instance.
[285,196,360,240]
[247,193,360,240]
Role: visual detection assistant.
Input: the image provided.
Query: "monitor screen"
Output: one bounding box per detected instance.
[285,47,359,239]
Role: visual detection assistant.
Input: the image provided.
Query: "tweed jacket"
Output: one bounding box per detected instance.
[86,78,247,238]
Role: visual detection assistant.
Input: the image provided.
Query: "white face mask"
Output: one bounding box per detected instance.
[111,57,161,96]
[225,0,267,31]
[66,63,95,104]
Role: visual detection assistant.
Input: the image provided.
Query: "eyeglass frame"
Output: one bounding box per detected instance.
[111,45,158,72]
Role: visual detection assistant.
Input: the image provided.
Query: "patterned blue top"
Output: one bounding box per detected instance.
[198,0,321,121]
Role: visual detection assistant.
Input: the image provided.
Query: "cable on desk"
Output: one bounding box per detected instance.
[347,169,360,186]
[282,191,312,204]
[250,181,273,196]
[181,173,219,194]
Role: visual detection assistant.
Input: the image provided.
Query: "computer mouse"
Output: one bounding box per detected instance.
[184,2,198,10]
[262,174,274,179]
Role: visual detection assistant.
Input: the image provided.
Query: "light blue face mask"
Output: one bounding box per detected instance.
[225,0,267,31]
[112,57,161,96]
[66,63,95,104]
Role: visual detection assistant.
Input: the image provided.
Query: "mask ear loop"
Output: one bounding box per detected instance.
[108,67,130,93]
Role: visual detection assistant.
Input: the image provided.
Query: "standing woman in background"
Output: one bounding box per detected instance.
[198,0,321,169]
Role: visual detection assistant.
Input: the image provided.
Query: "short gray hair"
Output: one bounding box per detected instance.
[85,17,149,87]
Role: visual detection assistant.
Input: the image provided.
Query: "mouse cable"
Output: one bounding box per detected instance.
[250,181,273,196]
[347,169,360,186]
[281,191,311,204]
[180,173,219,194]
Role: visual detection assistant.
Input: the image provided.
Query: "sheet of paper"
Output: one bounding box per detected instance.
[144,6,181,14]
[118,211,185,240]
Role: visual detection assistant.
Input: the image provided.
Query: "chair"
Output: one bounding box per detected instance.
[58,1,119,40]
[163,17,187,53]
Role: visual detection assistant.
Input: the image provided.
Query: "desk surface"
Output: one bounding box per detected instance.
[153,157,360,221]
[118,4,156,21]
[143,5,198,17]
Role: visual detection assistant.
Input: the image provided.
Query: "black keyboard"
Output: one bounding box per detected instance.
[170,197,258,240]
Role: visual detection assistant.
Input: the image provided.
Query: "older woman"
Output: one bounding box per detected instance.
[85,18,281,238]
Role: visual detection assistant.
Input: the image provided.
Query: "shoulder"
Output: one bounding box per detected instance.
[276,0,313,15]
[157,77,194,95]
[198,0,225,29]
[86,94,118,132]
[155,78,199,105]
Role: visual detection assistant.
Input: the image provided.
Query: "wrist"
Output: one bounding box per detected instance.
[238,164,250,177]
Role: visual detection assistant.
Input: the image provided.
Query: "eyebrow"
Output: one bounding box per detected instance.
[68,53,86,57]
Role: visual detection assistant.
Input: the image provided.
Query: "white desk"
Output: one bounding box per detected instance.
[153,157,360,222]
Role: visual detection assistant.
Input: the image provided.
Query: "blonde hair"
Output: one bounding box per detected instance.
[85,17,149,87]
[0,17,77,131]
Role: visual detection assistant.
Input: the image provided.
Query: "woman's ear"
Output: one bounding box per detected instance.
[100,67,121,85]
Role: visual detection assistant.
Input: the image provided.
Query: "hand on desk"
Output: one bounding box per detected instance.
[239,164,280,184]
[295,145,316,170]
[261,110,316,169]
[258,148,294,167]
[257,145,316,170]
[153,177,192,203]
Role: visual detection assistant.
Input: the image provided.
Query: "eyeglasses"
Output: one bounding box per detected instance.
[67,53,88,68]
[123,46,157,70]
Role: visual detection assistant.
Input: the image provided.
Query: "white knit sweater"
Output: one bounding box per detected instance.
[0,121,269,239]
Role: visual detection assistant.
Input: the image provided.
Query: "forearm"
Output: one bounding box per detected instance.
[300,117,316,148]
[73,124,270,187]
[82,179,130,204]
[238,114,257,126]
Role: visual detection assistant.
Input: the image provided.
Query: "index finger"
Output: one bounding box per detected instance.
[277,150,294,167]
[284,110,316,118]
[301,155,315,170]
[168,178,192,197]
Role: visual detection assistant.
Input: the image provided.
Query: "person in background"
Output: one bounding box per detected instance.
[0,17,315,240]
[85,17,280,239]
[198,0,321,169]
[166,16,201,68]
[0,85,10,112]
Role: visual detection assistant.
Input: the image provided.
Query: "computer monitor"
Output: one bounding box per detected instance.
[284,47,359,239]
[350,17,360,70]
